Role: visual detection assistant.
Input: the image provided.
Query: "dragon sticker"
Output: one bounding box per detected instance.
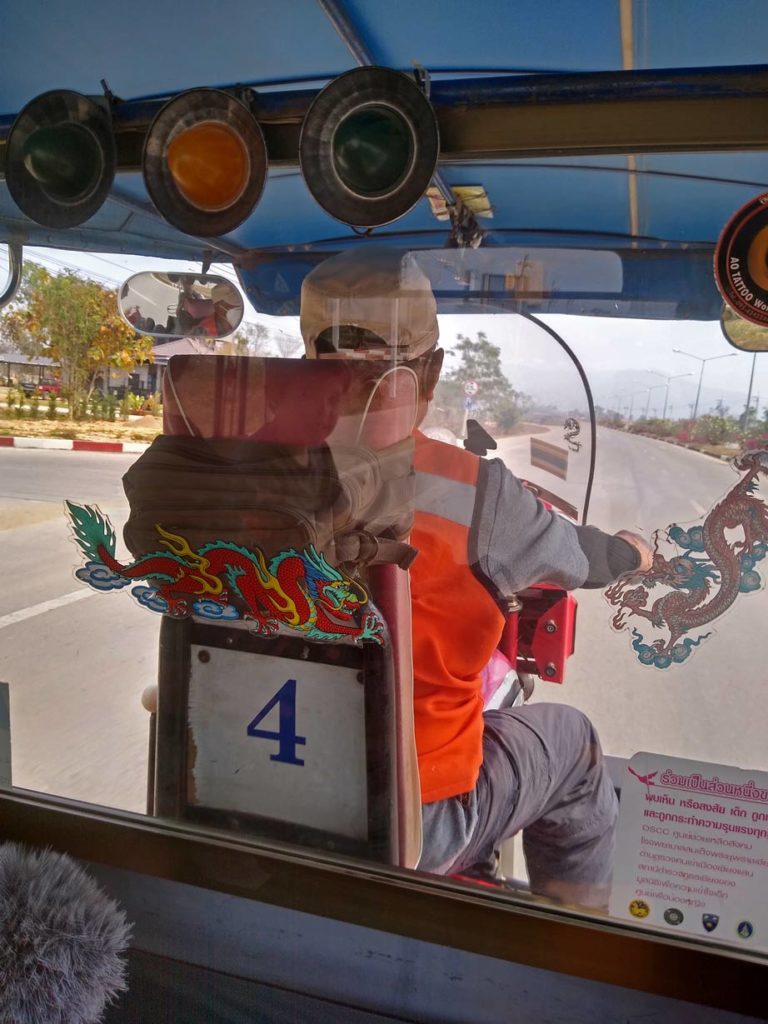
[563,416,582,453]
[66,502,385,645]
[605,449,768,669]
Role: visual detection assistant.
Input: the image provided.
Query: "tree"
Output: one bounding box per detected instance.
[434,331,528,434]
[232,322,271,355]
[273,331,303,358]
[0,263,154,419]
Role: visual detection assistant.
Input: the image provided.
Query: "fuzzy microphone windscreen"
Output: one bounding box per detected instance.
[0,842,131,1024]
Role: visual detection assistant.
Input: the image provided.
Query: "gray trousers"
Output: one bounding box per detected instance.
[419,704,618,909]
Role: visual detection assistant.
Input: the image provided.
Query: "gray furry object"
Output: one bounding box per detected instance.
[0,842,131,1024]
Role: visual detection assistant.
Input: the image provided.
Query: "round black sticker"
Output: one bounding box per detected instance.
[714,192,768,326]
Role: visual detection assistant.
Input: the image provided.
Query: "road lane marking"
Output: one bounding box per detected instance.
[0,589,94,631]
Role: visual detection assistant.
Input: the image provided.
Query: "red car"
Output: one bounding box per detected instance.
[36,379,62,395]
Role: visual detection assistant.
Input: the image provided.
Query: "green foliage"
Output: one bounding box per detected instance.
[691,414,738,445]
[6,387,17,411]
[434,331,529,435]
[89,392,106,419]
[142,393,161,415]
[28,395,40,419]
[628,417,676,438]
[0,263,154,420]
[46,392,58,419]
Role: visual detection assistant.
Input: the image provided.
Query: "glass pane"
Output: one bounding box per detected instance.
[2,234,768,959]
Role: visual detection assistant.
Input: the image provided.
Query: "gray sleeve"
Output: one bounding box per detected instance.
[573,525,642,588]
[470,458,590,599]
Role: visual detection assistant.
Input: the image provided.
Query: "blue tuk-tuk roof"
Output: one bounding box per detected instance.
[2,0,768,318]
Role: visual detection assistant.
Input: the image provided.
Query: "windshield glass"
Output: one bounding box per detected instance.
[2,244,767,955]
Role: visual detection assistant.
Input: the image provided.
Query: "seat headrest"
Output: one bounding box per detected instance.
[163,355,418,449]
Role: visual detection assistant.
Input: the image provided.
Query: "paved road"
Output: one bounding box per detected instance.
[0,449,156,812]
[1,433,767,820]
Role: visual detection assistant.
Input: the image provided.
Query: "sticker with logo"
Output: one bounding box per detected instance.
[629,899,650,919]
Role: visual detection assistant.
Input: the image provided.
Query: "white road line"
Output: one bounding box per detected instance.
[0,588,94,631]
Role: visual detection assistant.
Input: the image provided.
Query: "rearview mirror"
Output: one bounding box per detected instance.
[118,272,244,339]
[720,304,768,352]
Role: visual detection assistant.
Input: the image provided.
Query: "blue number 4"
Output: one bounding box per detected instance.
[247,678,306,765]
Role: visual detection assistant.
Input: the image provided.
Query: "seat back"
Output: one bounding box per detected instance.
[135,355,421,866]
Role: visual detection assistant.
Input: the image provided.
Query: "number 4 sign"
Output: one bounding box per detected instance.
[247,678,307,765]
[187,645,368,838]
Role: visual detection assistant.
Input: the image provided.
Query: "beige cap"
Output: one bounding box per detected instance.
[301,248,439,361]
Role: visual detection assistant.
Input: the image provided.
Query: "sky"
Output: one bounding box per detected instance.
[2,245,767,421]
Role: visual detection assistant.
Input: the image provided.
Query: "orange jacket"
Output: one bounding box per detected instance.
[411,433,505,803]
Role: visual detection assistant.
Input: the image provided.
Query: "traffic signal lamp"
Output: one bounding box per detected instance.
[6,90,116,228]
[300,67,439,228]
[6,72,440,235]
[142,88,267,237]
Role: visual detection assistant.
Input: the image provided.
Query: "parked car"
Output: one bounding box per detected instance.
[37,379,62,395]
[20,380,36,396]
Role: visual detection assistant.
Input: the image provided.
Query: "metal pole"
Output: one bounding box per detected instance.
[692,362,705,422]
[673,351,736,425]
[644,384,664,419]
[662,382,671,420]
[744,351,757,431]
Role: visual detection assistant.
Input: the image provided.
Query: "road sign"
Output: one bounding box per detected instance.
[463,380,479,397]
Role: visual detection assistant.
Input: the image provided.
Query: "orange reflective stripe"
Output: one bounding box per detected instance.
[414,431,479,485]
[411,434,505,803]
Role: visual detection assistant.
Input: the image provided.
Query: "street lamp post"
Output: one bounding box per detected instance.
[744,352,758,430]
[627,388,650,421]
[672,350,737,423]
[644,383,666,419]
[649,370,693,419]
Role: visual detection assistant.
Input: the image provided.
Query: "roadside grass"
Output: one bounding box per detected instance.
[0,414,162,443]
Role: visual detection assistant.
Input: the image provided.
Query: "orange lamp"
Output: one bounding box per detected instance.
[143,89,266,236]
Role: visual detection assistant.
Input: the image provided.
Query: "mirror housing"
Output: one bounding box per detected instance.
[118,272,244,339]
[0,242,23,310]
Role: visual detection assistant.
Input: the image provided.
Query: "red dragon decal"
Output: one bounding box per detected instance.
[605,449,768,668]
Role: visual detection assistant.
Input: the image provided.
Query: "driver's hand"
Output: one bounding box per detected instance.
[614,530,654,573]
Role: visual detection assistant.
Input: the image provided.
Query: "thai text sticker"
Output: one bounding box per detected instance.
[610,752,768,948]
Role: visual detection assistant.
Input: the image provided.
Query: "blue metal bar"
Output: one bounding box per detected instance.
[315,0,375,66]
[4,63,768,137]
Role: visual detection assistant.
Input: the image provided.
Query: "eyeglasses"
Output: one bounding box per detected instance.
[314,325,390,355]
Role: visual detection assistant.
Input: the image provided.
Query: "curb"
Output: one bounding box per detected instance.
[0,436,149,454]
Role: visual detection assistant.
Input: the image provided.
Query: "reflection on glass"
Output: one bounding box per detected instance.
[721,303,768,352]
[118,272,244,339]
[2,245,767,957]
[0,243,12,302]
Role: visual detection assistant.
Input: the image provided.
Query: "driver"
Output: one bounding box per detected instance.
[300,248,653,909]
